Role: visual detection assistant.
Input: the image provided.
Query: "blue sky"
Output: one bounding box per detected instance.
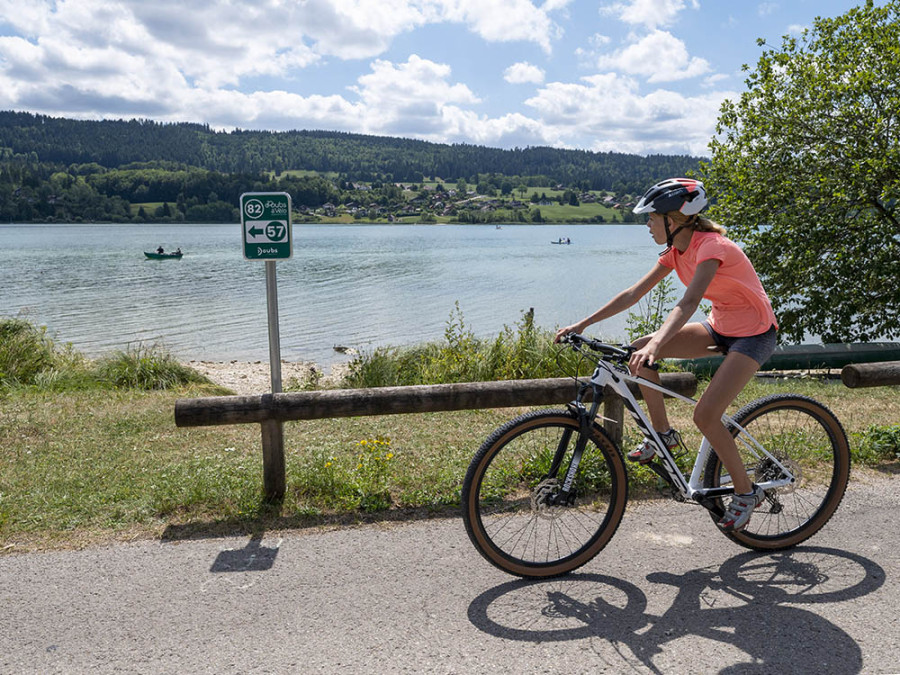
[0,0,880,156]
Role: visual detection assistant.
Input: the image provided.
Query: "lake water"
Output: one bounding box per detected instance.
[0,223,675,370]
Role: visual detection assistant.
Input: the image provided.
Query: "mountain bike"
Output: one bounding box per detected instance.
[461,333,851,578]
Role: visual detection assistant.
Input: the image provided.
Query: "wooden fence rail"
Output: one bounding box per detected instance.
[840,361,900,389]
[175,373,697,499]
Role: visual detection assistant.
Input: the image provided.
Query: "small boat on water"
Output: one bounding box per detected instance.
[551,238,572,245]
[144,250,183,259]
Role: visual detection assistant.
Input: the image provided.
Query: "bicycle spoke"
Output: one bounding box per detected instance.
[462,410,628,577]
[704,394,849,550]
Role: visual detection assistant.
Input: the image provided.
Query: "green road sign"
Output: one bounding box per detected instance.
[241,192,292,260]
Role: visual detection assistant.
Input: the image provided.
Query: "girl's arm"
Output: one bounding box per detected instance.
[555,262,671,341]
[628,258,720,371]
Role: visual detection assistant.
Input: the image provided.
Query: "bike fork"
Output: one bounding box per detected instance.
[543,401,596,506]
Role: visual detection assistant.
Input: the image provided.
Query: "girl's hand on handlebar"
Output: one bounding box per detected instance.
[628,342,659,374]
[555,324,583,343]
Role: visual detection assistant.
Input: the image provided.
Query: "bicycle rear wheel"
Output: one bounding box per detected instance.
[703,394,850,550]
[462,409,628,578]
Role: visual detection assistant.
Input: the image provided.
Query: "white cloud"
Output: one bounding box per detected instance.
[0,0,324,93]
[290,0,430,59]
[504,62,545,84]
[0,0,567,94]
[0,0,745,156]
[428,108,551,146]
[195,89,365,133]
[596,30,710,82]
[432,0,566,53]
[159,66,729,155]
[353,55,479,106]
[350,55,482,137]
[702,73,730,88]
[0,0,53,37]
[602,0,699,30]
[525,72,733,155]
[0,0,570,130]
[176,56,554,148]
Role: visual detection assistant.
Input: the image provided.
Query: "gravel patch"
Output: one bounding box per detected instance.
[185,360,348,395]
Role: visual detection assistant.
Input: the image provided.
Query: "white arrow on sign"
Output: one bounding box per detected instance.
[245,220,288,243]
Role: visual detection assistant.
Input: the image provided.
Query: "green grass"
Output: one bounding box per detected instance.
[130,202,164,215]
[2,376,896,552]
[0,387,512,548]
[0,318,97,390]
[0,318,214,393]
[1,315,898,551]
[343,305,591,387]
[0,318,59,383]
[535,201,625,223]
[94,343,210,390]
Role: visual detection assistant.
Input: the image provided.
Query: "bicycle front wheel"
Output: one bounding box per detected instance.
[462,409,628,578]
[703,394,850,550]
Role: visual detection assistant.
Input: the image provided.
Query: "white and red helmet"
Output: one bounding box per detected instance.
[633,178,708,216]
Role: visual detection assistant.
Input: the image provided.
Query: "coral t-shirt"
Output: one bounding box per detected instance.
[658,231,778,337]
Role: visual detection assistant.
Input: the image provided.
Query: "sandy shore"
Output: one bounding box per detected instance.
[185,360,348,395]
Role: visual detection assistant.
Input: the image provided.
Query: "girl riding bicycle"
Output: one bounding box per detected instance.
[555,178,778,532]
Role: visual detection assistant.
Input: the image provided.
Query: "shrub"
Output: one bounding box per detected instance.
[0,318,58,385]
[625,277,677,343]
[0,317,92,389]
[343,304,595,388]
[853,424,900,464]
[94,343,209,390]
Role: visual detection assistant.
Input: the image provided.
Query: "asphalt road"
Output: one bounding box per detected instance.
[2,474,898,674]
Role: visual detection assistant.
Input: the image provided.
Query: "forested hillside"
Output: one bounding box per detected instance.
[0,110,704,223]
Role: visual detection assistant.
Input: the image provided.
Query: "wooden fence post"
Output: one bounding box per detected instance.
[260,419,285,501]
[603,394,624,447]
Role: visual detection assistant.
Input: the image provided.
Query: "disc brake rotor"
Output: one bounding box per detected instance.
[755,457,801,496]
[531,478,564,519]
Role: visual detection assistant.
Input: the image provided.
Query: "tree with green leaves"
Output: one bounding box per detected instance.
[703,0,900,342]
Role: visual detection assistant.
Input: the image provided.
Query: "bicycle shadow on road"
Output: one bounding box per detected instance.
[467,547,884,674]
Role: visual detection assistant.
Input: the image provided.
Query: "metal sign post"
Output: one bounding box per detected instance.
[240,192,293,500]
[265,260,283,394]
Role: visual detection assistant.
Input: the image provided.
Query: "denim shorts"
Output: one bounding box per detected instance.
[701,322,777,366]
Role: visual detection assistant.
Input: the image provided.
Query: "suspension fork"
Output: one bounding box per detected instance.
[545,386,600,505]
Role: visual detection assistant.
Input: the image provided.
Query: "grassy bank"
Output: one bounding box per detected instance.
[0,317,211,392]
[1,317,899,552]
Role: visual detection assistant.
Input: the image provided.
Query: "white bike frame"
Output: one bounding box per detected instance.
[588,361,796,501]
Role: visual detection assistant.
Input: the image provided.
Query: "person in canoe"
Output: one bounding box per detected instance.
[156,245,165,254]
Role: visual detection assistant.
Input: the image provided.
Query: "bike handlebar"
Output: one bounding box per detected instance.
[559,332,630,358]
[559,333,659,371]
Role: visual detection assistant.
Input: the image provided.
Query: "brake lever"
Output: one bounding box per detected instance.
[621,345,660,371]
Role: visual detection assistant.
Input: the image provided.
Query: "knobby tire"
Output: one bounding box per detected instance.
[702,394,850,550]
[462,409,628,578]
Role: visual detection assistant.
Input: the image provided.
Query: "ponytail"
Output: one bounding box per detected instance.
[693,216,727,236]
[665,211,727,236]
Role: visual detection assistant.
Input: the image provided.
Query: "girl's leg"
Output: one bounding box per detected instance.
[692,351,761,495]
[632,323,716,432]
